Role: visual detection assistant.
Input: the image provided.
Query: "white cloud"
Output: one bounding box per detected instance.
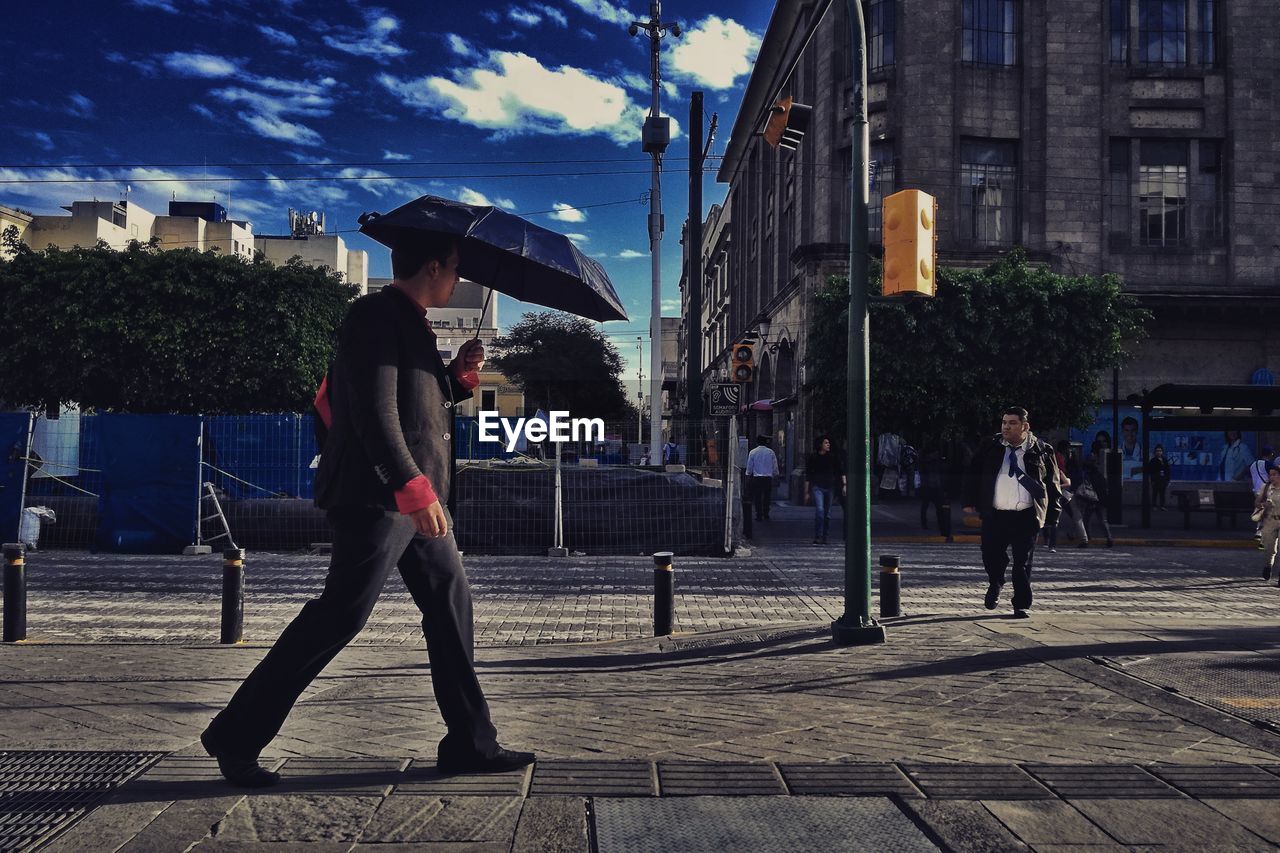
[495,197,516,209]
[163,51,241,78]
[508,7,541,27]
[66,93,95,118]
[335,167,422,198]
[661,298,681,311]
[563,0,630,25]
[190,103,215,120]
[323,9,408,61]
[22,131,55,151]
[264,173,350,206]
[129,0,177,12]
[258,25,298,47]
[565,233,589,245]
[535,4,568,26]
[379,51,653,146]
[210,86,333,117]
[550,202,586,223]
[239,112,324,146]
[457,187,497,206]
[383,150,411,161]
[669,16,761,90]
[617,248,645,259]
[446,34,476,58]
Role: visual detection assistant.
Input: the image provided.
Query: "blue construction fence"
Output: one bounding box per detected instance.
[6,412,728,556]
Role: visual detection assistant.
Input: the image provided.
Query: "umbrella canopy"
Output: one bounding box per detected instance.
[358,195,628,322]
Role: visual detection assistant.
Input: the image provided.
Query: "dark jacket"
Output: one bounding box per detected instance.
[963,433,1062,527]
[314,286,472,511]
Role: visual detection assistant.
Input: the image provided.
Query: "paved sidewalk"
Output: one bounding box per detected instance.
[4,541,1280,850]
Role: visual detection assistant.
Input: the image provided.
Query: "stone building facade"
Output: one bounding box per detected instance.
[692,0,1278,477]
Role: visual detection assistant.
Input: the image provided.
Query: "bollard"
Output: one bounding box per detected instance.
[653,551,675,636]
[221,548,245,644]
[3,543,26,642]
[879,554,902,619]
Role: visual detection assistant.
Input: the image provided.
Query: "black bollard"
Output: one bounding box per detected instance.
[3,543,26,642]
[221,548,245,644]
[653,551,675,636]
[879,554,902,619]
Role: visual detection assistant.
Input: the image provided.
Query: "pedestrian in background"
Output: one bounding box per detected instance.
[918,445,953,541]
[746,435,779,522]
[1145,444,1172,510]
[805,434,845,545]
[962,407,1062,618]
[1255,466,1280,582]
[1076,442,1114,547]
[1054,441,1087,545]
[1221,429,1255,483]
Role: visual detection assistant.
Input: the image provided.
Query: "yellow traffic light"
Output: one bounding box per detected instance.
[732,342,755,383]
[763,96,812,151]
[882,189,937,298]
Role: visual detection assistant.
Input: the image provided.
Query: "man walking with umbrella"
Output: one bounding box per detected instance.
[200,233,534,787]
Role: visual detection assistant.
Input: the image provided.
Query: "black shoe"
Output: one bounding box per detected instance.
[437,746,536,775]
[1012,609,1030,619]
[945,536,955,543]
[1106,539,1114,548]
[200,730,280,788]
[984,584,1001,610]
[1077,541,1089,548]
[1262,566,1272,581]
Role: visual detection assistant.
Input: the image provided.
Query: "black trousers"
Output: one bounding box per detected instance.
[203,506,498,760]
[919,487,952,537]
[749,476,773,520]
[980,509,1039,610]
[739,471,753,539]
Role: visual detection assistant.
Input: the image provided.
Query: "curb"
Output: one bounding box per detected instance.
[872,534,1257,549]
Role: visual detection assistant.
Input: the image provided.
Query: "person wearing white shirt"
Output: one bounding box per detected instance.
[962,407,1062,618]
[745,435,780,521]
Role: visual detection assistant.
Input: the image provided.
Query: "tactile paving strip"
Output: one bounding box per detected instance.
[594,796,938,852]
[902,764,1054,800]
[658,762,784,796]
[398,759,529,795]
[530,761,654,797]
[779,763,923,797]
[1146,764,1280,799]
[0,750,160,852]
[1022,764,1184,799]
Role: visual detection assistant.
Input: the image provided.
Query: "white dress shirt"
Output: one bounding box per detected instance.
[745,446,780,477]
[993,437,1034,511]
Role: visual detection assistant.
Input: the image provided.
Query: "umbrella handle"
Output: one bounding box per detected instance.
[473,288,494,341]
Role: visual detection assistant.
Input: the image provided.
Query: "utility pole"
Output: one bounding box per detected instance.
[630,2,680,466]
[686,91,707,467]
[636,337,644,446]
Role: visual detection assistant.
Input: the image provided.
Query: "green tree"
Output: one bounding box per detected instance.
[489,311,636,423]
[806,251,1149,440]
[0,239,357,413]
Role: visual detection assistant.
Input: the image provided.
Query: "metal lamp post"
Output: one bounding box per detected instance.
[832,0,886,646]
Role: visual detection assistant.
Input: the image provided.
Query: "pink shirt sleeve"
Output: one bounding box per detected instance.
[394,474,438,514]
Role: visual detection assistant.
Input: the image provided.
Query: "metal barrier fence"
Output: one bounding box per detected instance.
[10,413,733,556]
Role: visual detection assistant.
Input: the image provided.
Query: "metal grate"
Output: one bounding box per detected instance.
[0,750,160,852]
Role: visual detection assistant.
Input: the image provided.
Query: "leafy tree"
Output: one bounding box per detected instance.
[489,312,636,424]
[0,239,357,413]
[806,251,1150,441]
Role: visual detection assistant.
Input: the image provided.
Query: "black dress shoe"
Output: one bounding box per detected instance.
[984,584,1001,610]
[437,746,536,775]
[1012,609,1030,619]
[1263,566,1272,581]
[200,730,280,788]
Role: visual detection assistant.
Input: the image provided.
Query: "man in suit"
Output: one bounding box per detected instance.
[962,407,1061,618]
[200,233,534,787]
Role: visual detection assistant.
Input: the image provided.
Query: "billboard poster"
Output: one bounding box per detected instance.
[1067,406,1258,483]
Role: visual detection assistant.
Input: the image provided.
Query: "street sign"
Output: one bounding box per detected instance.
[709,383,740,417]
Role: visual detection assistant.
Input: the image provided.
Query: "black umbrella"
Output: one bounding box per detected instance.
[358,195,628,323]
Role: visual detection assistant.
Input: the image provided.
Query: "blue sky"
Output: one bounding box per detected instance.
[1,0,774,372]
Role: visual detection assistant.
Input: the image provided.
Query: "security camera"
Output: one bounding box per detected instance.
[671,23,682,36]
[628,23,639,36]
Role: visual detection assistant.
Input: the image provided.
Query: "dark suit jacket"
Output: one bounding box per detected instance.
[962,433,1062,528]
[315,286,472,511]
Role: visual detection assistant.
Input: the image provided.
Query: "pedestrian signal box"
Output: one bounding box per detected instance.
[882,189,937,298]
[732,342,755,383]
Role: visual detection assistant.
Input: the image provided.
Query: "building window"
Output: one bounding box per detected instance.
[1197,0,1216,65]
[1138,0,1186,66]
[1108,138,1132,247]
[866,0,895,73]
[1137,139,1188,247]
[869,140,896,245]
[1191,138,1225,243]
[1109,0,1128,63]
[481,389,496,411]
[959,139,1018,247]
[962,0,1018,67]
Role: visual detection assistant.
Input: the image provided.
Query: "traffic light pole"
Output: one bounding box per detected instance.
[833,0,886,646]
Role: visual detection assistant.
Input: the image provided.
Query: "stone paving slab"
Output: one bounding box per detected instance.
[396,760,528,796]
[1067,797,1276,849]
[656,761,785,796]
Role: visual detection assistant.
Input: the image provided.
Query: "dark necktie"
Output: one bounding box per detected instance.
[1007,447,1021,478]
